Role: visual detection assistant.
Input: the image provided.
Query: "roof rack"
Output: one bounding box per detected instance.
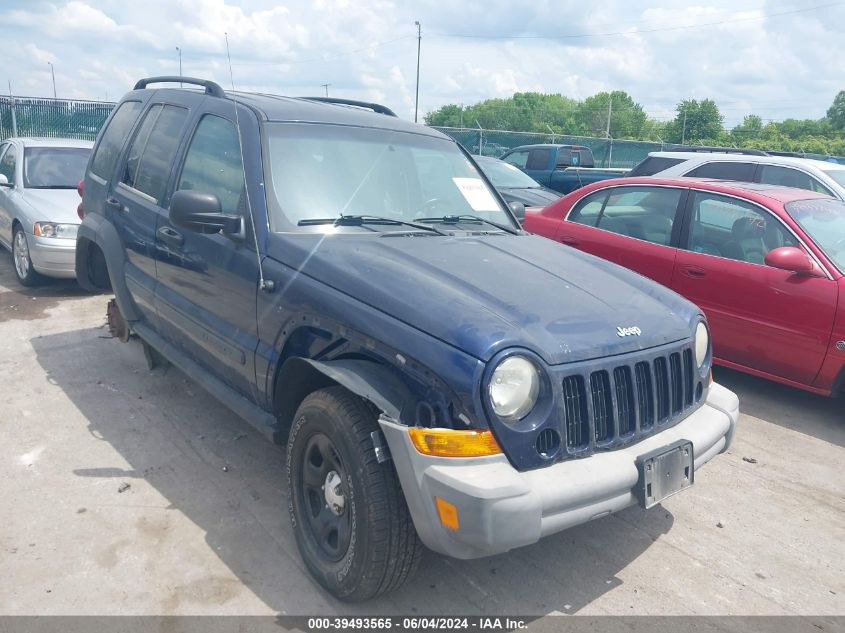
[133,76,226,98]
[666,145,769,156]
[765,150,807,158]
[303,96,397,117]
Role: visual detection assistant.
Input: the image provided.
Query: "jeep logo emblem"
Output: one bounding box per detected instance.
[617,326,642,337]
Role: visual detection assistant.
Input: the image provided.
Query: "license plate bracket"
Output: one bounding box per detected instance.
[635,439,694,509]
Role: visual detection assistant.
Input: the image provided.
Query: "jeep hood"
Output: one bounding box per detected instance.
[267,232,698,365]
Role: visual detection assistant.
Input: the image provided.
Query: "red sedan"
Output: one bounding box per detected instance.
[524,176,845,396]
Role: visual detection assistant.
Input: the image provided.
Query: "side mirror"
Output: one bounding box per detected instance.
[764,246,824,277]
[0,174,10,187]
[508,201,526,223]
[169,190,240,234]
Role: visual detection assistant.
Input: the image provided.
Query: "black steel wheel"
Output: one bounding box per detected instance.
[287,386,423,601]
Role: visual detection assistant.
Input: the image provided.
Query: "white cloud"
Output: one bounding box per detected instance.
[0,0,842,126]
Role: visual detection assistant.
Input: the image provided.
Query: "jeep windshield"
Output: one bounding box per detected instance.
[263,122,517,233]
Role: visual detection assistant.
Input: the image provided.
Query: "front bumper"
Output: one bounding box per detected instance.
[29,235,77,278]
[381,382,739,559]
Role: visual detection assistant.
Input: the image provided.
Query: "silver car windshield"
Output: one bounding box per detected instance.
[23,147,90,189]
[785,198,845,272]
[263,122,514,233]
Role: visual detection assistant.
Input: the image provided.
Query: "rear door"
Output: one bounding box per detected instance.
[672,190,837,384]
[153,100,260,399]
[522,147,553,182]
[108,100,194,321]
[557,185,686,287]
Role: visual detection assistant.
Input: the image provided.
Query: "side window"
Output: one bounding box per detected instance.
[568,190,607,227]
[502,151,529,169]
[596,186,683,246]
[91,101,142,179]
[177,115,245,216]
[526,148,551,170]
[686,161,756,182]
[0,143,15,182]
[628,156,685,177]
[688,192,797,264]
[121,104,188,203]
[758,164,831,194]
[0,144,18,183]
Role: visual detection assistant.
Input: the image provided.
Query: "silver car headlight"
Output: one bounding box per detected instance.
[34,222,78,239]
[489,355,540,420]
[695,321,709,368]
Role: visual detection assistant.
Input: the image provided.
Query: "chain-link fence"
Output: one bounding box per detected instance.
[2,100,842,167]
[431,126,845,168]
[0,96,115,141]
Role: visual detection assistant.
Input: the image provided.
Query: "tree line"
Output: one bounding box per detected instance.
[425,90,845,157]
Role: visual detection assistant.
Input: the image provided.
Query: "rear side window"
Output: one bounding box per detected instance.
[628,156,685,177]
[121,104,188,203]
[526,149,551,170]
[177,115,245,215]
[90,101,142,179]
[758,165,832,195]
[685,161,756,182]
[595,186,683,246]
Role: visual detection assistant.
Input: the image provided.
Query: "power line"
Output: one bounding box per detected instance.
[436,2,844,40]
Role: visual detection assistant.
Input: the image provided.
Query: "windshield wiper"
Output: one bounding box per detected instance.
[414,214,517,234]
[298,214,448,236]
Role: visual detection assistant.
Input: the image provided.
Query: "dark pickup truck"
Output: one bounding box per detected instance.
[500,144,628,195]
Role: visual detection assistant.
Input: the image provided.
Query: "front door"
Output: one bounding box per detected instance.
[153,103,260,400]
[672,190,837,385]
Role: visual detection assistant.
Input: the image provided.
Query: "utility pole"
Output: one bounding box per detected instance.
[176,47,182,87]
[8,81,17,137]
[681,109,687,145]
[414,21,421,123]
[459,104,463,129]
[321,83,330,97]
[605,95,612,138]
[47,62,56,99]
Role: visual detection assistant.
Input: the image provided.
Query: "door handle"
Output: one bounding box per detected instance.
[682,265,707,278]
[559,235,580,246]
[105,197,125,213]
[157,226,184,247]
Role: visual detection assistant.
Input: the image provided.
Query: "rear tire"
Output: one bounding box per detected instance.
[12,226,43,287]
[287,386,422,601]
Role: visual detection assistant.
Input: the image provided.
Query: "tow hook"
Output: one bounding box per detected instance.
[106,299,130,343]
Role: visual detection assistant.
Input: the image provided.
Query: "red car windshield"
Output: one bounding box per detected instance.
[785,198,845,272]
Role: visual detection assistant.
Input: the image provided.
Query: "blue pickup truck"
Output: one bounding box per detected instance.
[500,144,628,195]
[75,77,738,601]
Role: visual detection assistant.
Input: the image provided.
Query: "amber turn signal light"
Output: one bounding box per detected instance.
[408,427,502,457]
[435,497,459,531]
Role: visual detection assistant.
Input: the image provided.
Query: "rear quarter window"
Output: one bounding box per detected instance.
[90,101,142,179]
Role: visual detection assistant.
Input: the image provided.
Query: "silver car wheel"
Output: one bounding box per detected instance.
[13,229,31,280]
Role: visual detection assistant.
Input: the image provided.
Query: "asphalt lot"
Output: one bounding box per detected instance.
[0,251,843,617]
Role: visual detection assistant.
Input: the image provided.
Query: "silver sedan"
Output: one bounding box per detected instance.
[0,137,93,285]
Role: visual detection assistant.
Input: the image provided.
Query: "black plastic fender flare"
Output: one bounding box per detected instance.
[76,214,142,322]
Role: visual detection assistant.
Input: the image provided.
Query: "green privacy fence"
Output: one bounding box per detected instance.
[0,97,115,141]
[430,126,845,168]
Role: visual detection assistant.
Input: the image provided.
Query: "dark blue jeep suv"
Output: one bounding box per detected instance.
[75,77,739,601]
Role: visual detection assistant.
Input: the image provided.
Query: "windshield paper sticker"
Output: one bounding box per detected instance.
[452,177,500,212]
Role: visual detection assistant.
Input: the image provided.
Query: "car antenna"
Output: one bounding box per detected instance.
[225,32,274,293]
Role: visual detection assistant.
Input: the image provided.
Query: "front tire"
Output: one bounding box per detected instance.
[287,386,422,601]
[12,226,43,287]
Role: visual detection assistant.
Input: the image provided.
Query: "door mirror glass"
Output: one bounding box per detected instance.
[764,246,823,276]
[169,190,240,234]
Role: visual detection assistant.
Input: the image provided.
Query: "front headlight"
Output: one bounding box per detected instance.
[489,355,540,419]
[34,222,78,239]
[695,321,709,368]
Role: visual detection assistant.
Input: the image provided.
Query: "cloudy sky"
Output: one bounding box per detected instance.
[0,0,843,128]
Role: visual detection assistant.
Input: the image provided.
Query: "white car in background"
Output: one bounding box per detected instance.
[629,150,845,199]
[0,137,93,285]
